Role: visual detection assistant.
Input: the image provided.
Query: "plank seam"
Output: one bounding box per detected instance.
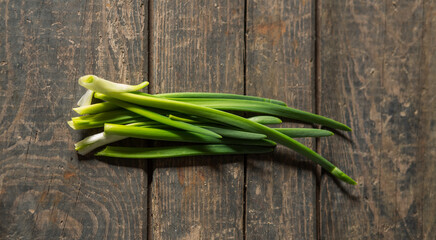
[242,0,248,239]
[146,0,153,239]
[378,1,387,238]
[314,0,322,239]
[418,0,425,238]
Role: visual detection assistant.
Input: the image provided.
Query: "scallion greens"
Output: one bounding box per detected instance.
[71,75,356,185]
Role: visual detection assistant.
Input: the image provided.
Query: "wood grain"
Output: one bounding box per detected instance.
[421,1,436,238]
[0,0,147,239]
[245,0,316,238]
[149,0,245,239]
[2,0,435,239]
[319,0,436,239]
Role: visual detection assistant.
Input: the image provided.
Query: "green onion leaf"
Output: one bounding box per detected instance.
[275,128,334,138]
[92,91,355,184]
[96,144,274,159]
[166,98,352,131]
[155,92,287,106]
[248,116,282,125]
[76,76,356,185]
[104,124,275,147]
[94,93,222,139]
[73,102,119,115]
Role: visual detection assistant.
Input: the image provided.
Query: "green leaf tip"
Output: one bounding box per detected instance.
[331,167,357,185]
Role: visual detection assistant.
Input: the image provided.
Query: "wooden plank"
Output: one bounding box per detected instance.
[319,0,435,239]
[149,0,245,239]
[318,1,384,237]
[0,0,147,239]
[421,1,436,238]
[245,0,316,239]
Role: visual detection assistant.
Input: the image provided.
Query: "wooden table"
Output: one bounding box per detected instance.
[1,0,435,239]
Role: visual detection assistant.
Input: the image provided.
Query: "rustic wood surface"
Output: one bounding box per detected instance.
[319,0,436,239]
[1,0,435,239]
[245,0,316,239]
[0,0,147,239]
[149,0,245,239]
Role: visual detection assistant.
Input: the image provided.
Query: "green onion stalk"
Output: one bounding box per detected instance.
[73,75,356,185]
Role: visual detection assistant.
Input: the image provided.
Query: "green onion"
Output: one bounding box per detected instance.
[154,92,287,106]
[248,116,282,125]
[72,109,140,123]
[168,114,201,124]
[104,124,275,147]
[75,120,172,155]
[84,95,350,131]
[77,89,94,106]
[78,75,149,94]
[75,132,127,155]
[94,93,222,139]
[72,75,357,185]
[69,109,151,129]
[92,90,354,184]
[275,128,333,138]
[73,102,118,115]
[168,114,267,140]
[96,144,274,159]
[68,118,146,130]
[164,98,351,131]
[198,125,267,140]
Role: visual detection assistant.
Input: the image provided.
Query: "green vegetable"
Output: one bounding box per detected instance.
[275,128,333,138]
[73,102,118,115]
[69,109,149,129]
[96,144,274,159]
[68,118,145,130]
[97,94,353,184]
[81,96,350,131]
[104,124,275,146]
[71,75,357,185]
[75,132,127,155]
[94,93,222,139]
[72,109,140,123]
[167,114,267,139]
[198,125,267,140]
[164,98,351,131]
[168,114,201,124]
[248,116,282,125]
[77,89,94,106]
[154,92,287,106]
[78,75,149,94]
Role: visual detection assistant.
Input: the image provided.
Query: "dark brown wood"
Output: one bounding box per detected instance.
[245,0,316,239]
[420,1,436,239]
[149,0,245,239]
[319,0,436,239]
[0,0,147,239]
[2,1,435,239]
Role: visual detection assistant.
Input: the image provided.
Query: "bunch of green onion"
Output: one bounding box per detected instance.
[69,75,356,185]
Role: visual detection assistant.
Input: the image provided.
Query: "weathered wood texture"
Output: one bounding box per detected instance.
[149,0,245,239]
[0,0,147,239]
[319,0,436,239]
[421,2,436,238]
[2,0,436,239]
[245,0,316,239]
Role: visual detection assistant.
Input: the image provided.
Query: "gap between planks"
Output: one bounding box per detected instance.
[314,0,322,239]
